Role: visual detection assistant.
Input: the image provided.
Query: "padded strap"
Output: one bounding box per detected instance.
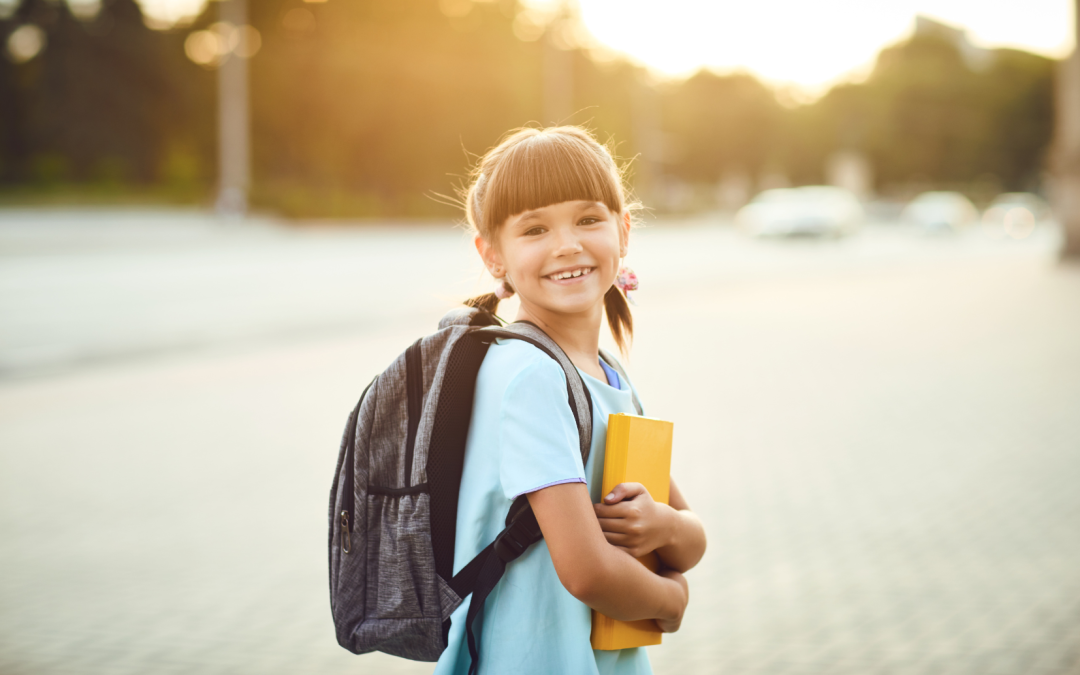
[446,321,593,674]
[404,339,424,484]
[472,322,593,463]
[428,334,493,585]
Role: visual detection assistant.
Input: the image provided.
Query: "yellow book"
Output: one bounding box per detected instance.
[591,413,674,651]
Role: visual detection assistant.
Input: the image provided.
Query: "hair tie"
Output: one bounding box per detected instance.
[615,265,638,305]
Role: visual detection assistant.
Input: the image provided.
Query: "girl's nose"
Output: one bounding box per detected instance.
[552,226,583,256]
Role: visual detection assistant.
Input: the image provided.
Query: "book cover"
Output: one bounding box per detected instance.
[590,413,674,651]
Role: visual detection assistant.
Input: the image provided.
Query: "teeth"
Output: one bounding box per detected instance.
[551,267,590,280]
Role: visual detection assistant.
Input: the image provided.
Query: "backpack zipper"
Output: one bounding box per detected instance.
[340,376,377,554]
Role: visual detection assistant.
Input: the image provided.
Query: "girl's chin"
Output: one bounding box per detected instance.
[533,293,604,315]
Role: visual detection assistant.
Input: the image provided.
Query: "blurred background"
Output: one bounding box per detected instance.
[1,1,1079,674]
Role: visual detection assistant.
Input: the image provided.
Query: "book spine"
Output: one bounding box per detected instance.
[602,414,631,497]
[593,414,635,649]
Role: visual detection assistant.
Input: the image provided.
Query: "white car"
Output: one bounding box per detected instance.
[901,192,978,232]
[736,186,864,237]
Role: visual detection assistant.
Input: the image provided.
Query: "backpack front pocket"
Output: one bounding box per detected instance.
[365,490,435,620]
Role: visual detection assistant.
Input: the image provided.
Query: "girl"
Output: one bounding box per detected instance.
[435,126,707,675]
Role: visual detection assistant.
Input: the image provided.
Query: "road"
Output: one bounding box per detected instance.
[1,209,1078,675]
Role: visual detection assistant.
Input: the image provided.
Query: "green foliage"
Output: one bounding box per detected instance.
[91,156,130,186]
[160,141,203,190]
[788,35,1055,194]
[29,152,69,184]
[0,0,1058,214]
[661,71,783,183]
[0,0,206,187]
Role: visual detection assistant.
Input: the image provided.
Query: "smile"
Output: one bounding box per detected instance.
[545,266,595,282]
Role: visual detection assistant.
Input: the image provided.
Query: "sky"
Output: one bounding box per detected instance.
[572,0,1075,92]
[139,0,1074,93]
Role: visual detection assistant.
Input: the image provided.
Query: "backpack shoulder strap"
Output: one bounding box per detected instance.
[446,321,593,675]
[471,321,593,463]
[599,348,644,415]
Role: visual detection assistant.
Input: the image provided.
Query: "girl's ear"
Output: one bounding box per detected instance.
[619,210,631,258]
[475,235,505,277]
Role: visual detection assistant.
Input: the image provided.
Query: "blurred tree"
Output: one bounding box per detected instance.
[0,0,1057,214]
[0,0,197,185]
[660,71,782,185]
[212,0,655,216]
[982,48,1054,191]
[786,34,1054,195]
[235,0,542,216]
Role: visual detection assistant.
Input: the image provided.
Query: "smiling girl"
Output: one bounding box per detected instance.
[434,126,706,675]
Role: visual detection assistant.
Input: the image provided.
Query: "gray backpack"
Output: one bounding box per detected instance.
[328,306,639,674]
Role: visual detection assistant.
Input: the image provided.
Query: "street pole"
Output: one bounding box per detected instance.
[216,0,249,218]
[1055,0,1080,257]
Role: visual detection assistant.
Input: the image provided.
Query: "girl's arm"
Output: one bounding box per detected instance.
[527,482,689,632]
[593,478,707,573]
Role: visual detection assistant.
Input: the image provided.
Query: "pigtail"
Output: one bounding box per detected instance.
[604,285,633,354]
[464,292,501,315]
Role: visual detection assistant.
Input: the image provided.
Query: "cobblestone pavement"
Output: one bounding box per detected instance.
[1,211,1078,675]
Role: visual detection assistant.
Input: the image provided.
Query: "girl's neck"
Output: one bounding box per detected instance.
[515,301,607,381]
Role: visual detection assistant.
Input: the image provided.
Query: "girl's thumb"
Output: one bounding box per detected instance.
[605,482,643,503]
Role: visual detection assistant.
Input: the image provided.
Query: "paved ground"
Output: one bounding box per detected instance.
[1,209,1078,675]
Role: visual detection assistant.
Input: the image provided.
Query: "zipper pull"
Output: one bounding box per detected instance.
[340,511,351,554]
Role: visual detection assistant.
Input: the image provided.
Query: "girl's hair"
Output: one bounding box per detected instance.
[463,126,636,353]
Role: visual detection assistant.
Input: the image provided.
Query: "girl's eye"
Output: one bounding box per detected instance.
[578,217,600,226]
[524,227,545,236]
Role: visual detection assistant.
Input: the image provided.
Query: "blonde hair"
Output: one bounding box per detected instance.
[463,126,635,352]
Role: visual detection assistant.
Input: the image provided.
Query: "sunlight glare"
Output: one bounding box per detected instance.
[577,0,1073,92]
[140,0,1073,95]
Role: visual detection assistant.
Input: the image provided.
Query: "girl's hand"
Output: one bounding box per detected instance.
[655,569,688,633]
[593,482,677,558]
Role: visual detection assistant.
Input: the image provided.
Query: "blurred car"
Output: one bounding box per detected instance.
[987,192,1050,218]
[735,186,864,237]
[900,191,978,232]
[981,192,1050,240]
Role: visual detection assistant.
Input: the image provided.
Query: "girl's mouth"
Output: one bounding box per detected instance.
[545,266,595,284]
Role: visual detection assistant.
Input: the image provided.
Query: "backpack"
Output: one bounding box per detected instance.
[328,305,641,674]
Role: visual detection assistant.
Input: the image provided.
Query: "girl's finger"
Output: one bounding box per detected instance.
[603,531,631,546]
[597,518,632,534]
[593,502,634,519]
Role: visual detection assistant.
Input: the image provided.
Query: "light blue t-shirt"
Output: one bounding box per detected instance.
[433,339,653,675]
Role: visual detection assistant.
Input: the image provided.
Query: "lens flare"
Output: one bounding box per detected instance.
[6,25,46,64]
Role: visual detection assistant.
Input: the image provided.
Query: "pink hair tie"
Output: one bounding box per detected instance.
[493,278,515,300]
[615,265,638,305]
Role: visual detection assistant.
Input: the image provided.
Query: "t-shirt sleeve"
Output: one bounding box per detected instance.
[498,357,587,500]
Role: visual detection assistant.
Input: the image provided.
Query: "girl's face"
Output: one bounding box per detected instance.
[478,200,629,318]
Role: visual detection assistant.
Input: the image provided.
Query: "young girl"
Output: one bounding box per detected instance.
[434,126,706,675]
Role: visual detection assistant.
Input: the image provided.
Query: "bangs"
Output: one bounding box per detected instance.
[482,130,623,232]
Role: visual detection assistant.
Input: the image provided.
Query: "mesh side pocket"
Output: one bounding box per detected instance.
[365,492,436,620]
